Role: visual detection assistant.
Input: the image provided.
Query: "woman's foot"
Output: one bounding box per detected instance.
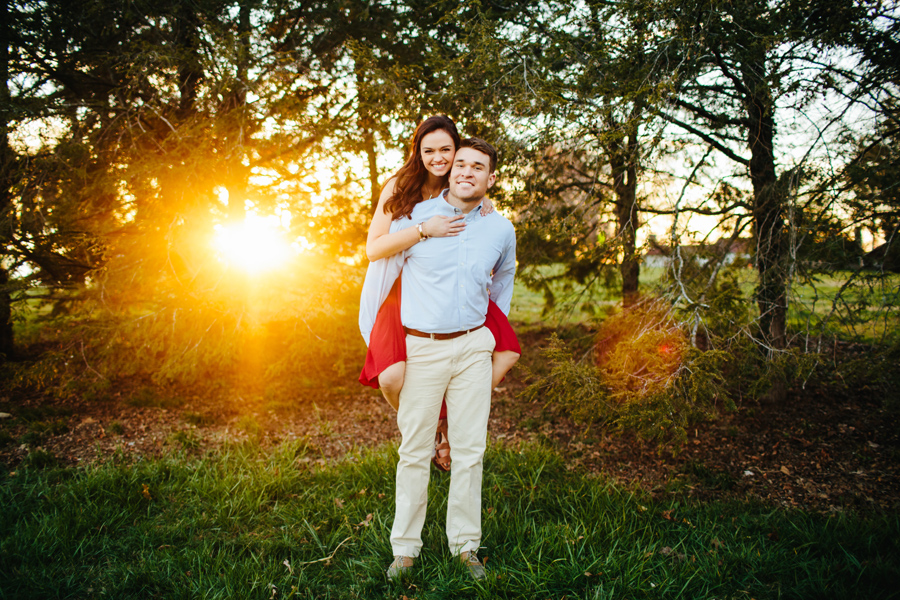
[431,418,451,472]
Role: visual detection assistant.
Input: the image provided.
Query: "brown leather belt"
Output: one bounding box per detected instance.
[403,325,484,340]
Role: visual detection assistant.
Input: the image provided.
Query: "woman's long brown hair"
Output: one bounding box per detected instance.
[383,116,460,220]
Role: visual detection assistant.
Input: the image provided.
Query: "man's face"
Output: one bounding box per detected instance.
[449,147,496,204]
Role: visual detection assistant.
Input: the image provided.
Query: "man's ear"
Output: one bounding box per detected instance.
[487,172,497,189]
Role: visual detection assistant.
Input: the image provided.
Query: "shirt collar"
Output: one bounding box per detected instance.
[440,189,483,217]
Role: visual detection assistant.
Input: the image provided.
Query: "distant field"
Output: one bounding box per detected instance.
[510,265,900,342]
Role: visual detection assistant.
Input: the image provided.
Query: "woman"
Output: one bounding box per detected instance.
[359,116,521,470]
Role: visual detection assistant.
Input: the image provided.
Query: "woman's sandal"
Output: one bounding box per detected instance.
[431,418,451,472]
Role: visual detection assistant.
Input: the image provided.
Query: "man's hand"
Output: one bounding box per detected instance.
[423,215,466,237]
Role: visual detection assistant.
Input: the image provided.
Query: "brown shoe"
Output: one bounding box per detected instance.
[386,555,414,581]
[459,549,486,580]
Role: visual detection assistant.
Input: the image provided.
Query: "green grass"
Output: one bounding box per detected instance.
[1,442,897,599]
[510,265,900,343]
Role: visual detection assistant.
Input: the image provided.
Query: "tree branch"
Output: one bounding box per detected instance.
[659,112,749,166]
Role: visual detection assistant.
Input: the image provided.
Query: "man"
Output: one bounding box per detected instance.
[359,138,516,581]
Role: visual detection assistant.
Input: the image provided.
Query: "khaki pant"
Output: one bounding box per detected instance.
[390,327,495,557]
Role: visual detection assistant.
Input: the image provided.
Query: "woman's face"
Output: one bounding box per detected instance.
[419,129,456,178]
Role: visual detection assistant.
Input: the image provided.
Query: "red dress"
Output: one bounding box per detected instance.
[359,279,521,390]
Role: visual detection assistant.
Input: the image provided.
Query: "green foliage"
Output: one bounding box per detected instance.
[1,440,898,598]
[166,430,201,452]
[105,421,124,436]
[522,298,728,445]
[182,411,214,428]
[0,429,14,448]
[7,262,366,403]
[235,415,263,442]
[520,334,613,424]
[831,338,900,412]
[19,448,58,470]
[125,387,184,409]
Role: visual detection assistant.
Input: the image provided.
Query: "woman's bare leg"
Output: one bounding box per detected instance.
[491,350,520,389]
[378,361,405,411]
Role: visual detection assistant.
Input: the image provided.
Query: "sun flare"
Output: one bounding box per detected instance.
[212,214,294,274]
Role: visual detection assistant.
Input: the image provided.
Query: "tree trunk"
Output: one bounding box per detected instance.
[352,63,380,212]
[226,0,252,223]
[175,4,203,121]
[742,56,786,350]
[609,125,641,307]
[364,129,379,212]
[1,0,16,359]
[0,267,12,360]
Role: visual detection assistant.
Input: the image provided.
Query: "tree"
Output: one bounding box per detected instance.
[1,0,15,358]
[3,0,385,321]
[491,0,679,308]
[655,0,895,350]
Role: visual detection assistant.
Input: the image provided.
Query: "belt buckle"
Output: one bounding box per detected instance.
[430,332,436,341]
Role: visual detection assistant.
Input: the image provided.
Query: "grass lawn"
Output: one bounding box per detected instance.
[2,441,897,599]
[511,265,900,343]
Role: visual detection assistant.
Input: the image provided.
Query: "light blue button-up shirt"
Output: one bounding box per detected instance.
[359,191,516,345]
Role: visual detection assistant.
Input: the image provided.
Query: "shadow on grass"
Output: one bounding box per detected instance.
[1,440,898,599]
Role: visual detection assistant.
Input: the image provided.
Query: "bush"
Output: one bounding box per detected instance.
[521,297,729,446]
[7,261,367,403]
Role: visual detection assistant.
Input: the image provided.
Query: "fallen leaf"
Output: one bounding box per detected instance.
[711,538,725,550]
[358,513,373,527]
[283,559,293,575]
[333,498,344,509]
[141,484,151,500]
[780,466,791,476]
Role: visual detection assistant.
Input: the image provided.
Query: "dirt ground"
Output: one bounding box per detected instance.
[2,345,898,514]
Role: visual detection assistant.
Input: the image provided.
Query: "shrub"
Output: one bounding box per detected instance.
[7,262,367,404]
[522,297,729,446]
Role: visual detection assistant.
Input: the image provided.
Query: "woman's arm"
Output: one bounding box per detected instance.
[366,179,465,262]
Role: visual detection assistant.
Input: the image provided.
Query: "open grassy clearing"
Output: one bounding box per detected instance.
[510,266,900,343]
[2,441,897,599]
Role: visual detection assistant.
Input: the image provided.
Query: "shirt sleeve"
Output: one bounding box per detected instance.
[487,224,516,316]
[358,217,416,345]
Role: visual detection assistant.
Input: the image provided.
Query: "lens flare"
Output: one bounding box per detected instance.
[212,214,293,274]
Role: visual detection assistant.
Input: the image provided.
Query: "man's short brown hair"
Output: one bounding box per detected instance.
[459,138,498,173]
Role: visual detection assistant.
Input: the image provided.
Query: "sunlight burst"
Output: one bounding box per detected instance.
[212,214,294,274]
